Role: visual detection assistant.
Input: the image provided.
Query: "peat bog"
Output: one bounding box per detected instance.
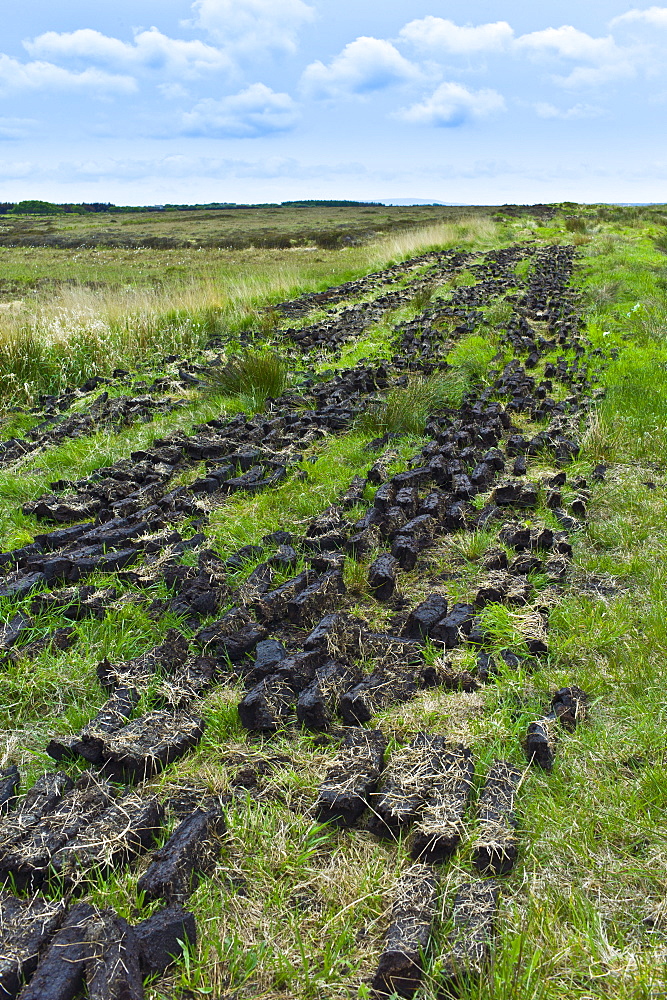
[0,204,665,998]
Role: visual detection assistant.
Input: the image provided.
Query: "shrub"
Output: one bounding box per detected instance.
[564,216,587,233]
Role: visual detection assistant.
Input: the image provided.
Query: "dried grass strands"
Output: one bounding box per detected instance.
[409,744,474,861]
[371,862,440,998]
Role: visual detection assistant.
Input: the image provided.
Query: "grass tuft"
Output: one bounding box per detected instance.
[446,334,499,382]
[206,348,289,408]
[358,372,467,436]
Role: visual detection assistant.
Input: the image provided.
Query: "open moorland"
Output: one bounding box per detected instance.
[0,203,666,999]
[0,203,505,253]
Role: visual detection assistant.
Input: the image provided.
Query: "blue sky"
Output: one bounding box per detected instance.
[1,1,666,204]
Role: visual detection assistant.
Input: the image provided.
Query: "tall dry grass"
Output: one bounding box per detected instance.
[370,215,498,265]
[0,216,498,405]
[0,267,312,404]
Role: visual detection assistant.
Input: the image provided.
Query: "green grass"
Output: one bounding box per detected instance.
[2,207,667,999]
[205,347,290,409]
[358,335,499,436]
[358,372,469,436]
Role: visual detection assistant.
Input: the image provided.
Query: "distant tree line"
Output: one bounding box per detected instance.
[0,199,382,216]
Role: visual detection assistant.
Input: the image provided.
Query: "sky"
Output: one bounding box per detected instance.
[0,1,666,205]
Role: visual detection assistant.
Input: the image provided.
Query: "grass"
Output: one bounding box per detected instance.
[358,335,499,436]
[446,334,500,382]
[205,348,290,409]
[3,206,667,999]
[0,212,503,407]
[371,216,499,266]
[358,372,468,436]
[0,266,321,406]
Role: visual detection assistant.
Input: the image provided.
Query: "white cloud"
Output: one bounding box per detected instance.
[399,17,514,54]
[187,0,315,56]
[0,118,38,139]
[0,55,136,96]
[533,101,605,119]
[515,26,636,87]
[25,28,231,79]
[181,83,300,137]
[158,83,190,100]
[395,82,506,127]
[301,37,421,99]
[516,25,618,61]
[0,153,362,182]
[611,6,667,28]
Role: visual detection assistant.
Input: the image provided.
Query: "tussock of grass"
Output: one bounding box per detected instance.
[483,295,514,328]
[447,334,499,382]
[358,335,497,437]
[410,283,436,312]
[358,372,468,436]
[445,529,498,563]
[206,348,289,409]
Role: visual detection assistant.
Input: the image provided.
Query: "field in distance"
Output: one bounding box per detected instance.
[0,202,504,252]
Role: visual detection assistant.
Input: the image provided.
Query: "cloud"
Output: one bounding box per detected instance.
[158,83,190,100]
[0,153,363,182]
[611,6,667,28]
[515,26,636,87]
[0,55,136,96]
[395,82,506,127]
[516,25,619,61]
[25,27,231,78]
[533,101,605,119]
[187,0,315,56]
[399,17,514,54]
[0,118,38,139]
[181,83,300,137]
[301,37,421,99]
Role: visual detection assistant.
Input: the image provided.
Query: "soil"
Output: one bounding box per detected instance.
[371,862,440,998]
[315,729,387,827]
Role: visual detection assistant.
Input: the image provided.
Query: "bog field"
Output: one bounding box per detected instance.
[0,202,666,1000]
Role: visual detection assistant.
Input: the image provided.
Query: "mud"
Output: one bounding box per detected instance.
[526,685,589,770]
[137,803,226,901]
[0,894,66,998]
[296,660,360,730]
[47,687,139,764]
[100,712,206,783]
[49,793,164,887]
[368,734,447,839]
[133,904,196,977]
[339,670,419,725]
[438,878,500,997]
[15,903,96,1000]
[84,910,143,1000]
